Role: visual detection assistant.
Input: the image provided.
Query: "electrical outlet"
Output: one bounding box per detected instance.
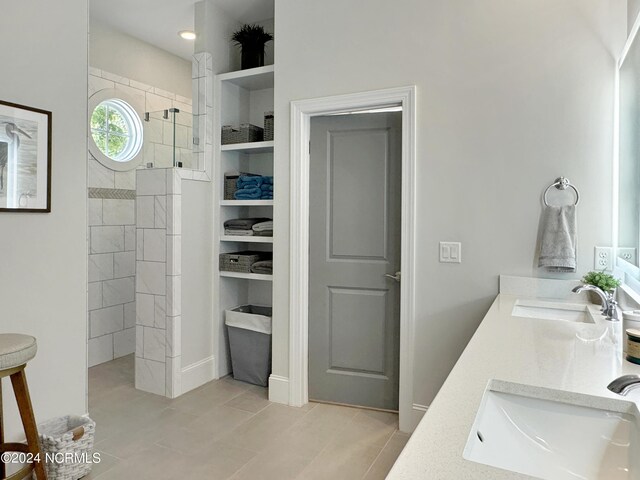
[618,247,637,265]
[594,246,613,271]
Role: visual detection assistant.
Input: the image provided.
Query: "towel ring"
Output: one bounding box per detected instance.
[543,176,579,207]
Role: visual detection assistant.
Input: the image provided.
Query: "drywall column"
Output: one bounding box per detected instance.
[0,0,88,439]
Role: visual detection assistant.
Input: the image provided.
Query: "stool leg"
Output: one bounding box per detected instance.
[0,378,5,479]
[10,369,46,480]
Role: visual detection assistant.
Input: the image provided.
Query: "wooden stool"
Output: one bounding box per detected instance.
[0,334,46,480]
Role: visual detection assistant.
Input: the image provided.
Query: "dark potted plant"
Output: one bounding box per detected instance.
[232,24,273,70]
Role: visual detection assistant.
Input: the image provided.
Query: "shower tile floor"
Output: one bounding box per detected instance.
[87,355,409,479]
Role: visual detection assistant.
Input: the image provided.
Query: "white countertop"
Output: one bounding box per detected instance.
[387,284,640,479]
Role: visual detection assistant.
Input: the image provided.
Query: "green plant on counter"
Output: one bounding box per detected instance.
[582,271,621,293]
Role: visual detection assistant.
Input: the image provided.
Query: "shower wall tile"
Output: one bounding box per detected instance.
[143,326,166,362]
[137,261,166,295]
[143,229,166,262]
[114,327,135,358]
[166,235,181,276]
[102,277,135,308]
[137,169,167,196]
[154,295,166,329]
[101,70,130,85]
[154,196,167,229]
[137,196,155,228]
[88,68,191,369]
[124,301,136,329]
[90,226,125,254]
[88,159,115,189]
[88,282,103,311]
[114,251,136,278]
[88,253,114,282]
[166,316,181,358]
[88,199,103,226]
[129,79,153,92]
[89,334,113,368]
[114,170,136,190]
[135,357,165,396]
[136,293,154,327]
[103,199,135,225]
[90,305,124,338]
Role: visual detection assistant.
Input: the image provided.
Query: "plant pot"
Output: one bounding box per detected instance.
[240,43,266,69]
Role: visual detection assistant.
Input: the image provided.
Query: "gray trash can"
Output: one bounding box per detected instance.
[225,305,272,386]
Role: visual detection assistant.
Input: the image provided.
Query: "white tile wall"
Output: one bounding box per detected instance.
[89,335,114,368]
[88,253,114,282]
[90,226,125,254]
[90,305,124,337]
[114,327,136,358]
[137,261,166,295]
[103,199,135,225]
[135,357,166,396]
[114,251,136,278]
[102,277,135,307]
[143,229,166,262]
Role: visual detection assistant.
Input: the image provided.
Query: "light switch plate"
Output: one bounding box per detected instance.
[440,242,462,263]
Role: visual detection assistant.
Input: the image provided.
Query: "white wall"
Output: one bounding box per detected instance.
[630,0,640,32]
[273,0,626,412]
[181,181,213,367]
[90,19,192,99]
[0,0,87,438]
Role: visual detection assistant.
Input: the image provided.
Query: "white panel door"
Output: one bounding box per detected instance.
[308,112,401,410]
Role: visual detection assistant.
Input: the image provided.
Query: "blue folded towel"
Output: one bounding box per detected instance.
[261,194,273,199]
[262,176,273,185]
[234,186,262,199]
[237,175,263,189]
[260,184,273,192]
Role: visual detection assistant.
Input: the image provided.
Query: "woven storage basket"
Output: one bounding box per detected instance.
[224,173,241,200]
[38,415,96,480]
[221,123,264,144]
[220,251,270,273]
[264,111,274,141]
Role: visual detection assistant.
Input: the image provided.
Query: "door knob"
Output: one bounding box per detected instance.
[384,272,401,282]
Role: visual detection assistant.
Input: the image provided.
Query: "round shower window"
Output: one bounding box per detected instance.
[91,99,142,162]
[88,89,144,171]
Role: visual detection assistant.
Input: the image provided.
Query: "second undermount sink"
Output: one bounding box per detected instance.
[512,299,594,323]
[463,380,640,479]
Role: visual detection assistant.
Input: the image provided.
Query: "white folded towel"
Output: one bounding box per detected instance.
[538,205,577,272]
[252,221,273,232]
[225,229,254,236]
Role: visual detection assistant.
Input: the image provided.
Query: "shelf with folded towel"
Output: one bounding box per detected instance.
[221,141,274,154]
[219,271,273,281]
[220,200,274,206]
[220,235,273,243]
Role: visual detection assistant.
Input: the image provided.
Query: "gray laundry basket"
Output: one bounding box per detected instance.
[225,305,272,386]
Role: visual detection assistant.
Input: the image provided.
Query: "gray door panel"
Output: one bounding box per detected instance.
[308,112,401,410]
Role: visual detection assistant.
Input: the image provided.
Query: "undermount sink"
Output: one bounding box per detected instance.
[463,381,640,479]
[512,299,594,323]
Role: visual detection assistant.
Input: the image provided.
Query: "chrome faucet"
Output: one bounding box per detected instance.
[608,375,640,395]
[572,284,620,321]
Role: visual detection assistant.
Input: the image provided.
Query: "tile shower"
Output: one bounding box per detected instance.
[87,68,192,367]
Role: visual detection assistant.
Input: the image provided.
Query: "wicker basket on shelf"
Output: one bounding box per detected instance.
[264,111,274,141]
[221,123,264,144]
[220,251,271,273]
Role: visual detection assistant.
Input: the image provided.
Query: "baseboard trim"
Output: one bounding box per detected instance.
[181,356,216,395]
[268,375,289,404]
[405,403,428,433]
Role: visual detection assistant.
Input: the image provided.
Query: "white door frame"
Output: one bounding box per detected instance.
[289,86,417,432]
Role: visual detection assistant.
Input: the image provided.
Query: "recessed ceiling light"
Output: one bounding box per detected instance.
[178,30,196,40]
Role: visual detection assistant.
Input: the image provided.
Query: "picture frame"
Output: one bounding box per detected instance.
[0,100,52,212]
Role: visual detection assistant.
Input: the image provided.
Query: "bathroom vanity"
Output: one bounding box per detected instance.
[387,275,640,479]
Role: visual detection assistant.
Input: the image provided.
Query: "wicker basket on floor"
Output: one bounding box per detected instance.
[38,415,96,480]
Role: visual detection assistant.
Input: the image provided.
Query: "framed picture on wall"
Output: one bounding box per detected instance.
[0,100,52,212]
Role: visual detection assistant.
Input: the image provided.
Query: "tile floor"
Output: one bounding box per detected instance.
[86,355,409,479]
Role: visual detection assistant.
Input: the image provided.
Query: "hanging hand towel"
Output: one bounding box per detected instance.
[538,205,577,272]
